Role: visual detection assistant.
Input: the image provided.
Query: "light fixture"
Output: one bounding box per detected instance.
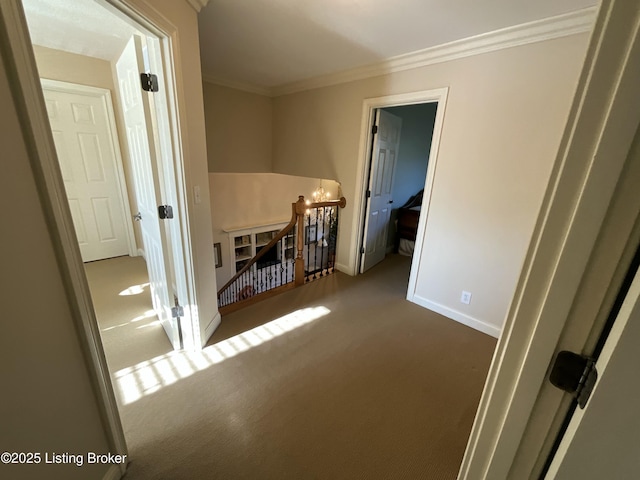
[312,180,330,203]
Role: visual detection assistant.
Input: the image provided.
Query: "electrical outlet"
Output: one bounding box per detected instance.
[461,291,472,305]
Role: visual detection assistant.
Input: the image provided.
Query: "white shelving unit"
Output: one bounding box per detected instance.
[226,222,293,274]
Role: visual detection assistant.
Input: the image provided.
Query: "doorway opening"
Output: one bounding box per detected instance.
[20,0,200,466]
[23,0,196,348]
[354,88,448,303]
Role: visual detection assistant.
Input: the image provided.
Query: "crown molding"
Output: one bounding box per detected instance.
[271,6,598,97]
[202,74,272,97]
[186,0,209,13]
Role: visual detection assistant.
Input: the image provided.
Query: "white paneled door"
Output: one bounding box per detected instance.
[44,84,132,262]
[116,36,181,350]
[361,109,402,272]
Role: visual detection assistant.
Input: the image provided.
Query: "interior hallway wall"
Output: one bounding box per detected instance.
[1,38,112,480]
[203,82,273,173]
[271,33,590,335]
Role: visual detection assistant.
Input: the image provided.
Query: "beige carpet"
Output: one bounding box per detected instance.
[86,254,496,480]
[85,256,173,372]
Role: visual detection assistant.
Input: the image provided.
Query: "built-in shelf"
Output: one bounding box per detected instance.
[228,222,292,273]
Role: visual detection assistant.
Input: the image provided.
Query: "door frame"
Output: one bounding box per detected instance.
[352,88,449,288]
[99,2,201,350]
[109,1,205,350]
[41,79,138,259]
[458,0,640,477]
[0,0,203,473]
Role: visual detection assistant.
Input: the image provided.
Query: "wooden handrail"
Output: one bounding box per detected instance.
[217,200,299,296]
[217,195,347,304]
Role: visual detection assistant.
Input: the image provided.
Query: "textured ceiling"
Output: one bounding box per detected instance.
[198,0,598,89]
[23,0,139,62]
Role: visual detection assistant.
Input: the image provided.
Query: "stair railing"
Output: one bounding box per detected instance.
[217,195,346,315]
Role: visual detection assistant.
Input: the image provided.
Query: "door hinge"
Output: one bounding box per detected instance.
[372,124,378,135]
[140,73,159,92]
[171,305,184,318]
[366,189,371,198]
[158,205,174,219]
[360,246,365,254]
[549,351,598,409]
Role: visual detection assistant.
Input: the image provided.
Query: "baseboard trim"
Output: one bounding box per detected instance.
[335,262,353,275]
[136,248,145,259]
[103,464,124,480]
[411,295,501,338]
[202,311,221,347]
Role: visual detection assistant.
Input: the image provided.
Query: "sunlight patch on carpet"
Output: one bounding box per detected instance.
[119,282,150,296]
[114,306,331,405]
[102,309,156,332]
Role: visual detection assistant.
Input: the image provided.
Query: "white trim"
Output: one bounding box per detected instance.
[1,0,209,470]
[202,74,272,97]
[351,88,448,281]
[223,219,289,233]
[137,247,146,259]
[459,0,640,478]
[412,296,501,338]
[271,7,597,97]
[39,79,138,258]
[335,262,350,274]
[103,0,204,350]
[185,0,209,13]
[102,464,124,480]
[0,0,128,464]
[203,311,221,347]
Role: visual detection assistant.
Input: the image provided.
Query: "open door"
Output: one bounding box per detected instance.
[42,82,134,262]
[361,109,402,272]
[544,260,640,479]
[116,35,181,350]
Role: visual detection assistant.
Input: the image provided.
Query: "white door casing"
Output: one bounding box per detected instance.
[0,0,210,470]
[142,35,197,348]
[43,81,135,262]
[116,35,180,350]
[545,266,640,479]
[458,0,640,477]
[351,89,447,287]
[361,109,402,272]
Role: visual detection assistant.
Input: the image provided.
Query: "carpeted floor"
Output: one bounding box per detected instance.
[85,254,496,480]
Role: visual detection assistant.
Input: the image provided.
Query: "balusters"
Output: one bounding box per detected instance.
[217,195,345,310]
[320,206,326,277]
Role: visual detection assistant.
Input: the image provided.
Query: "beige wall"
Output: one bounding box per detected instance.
[32,44,114,89]
[209,173,339,288]
[272,33,590,333]
[203,82,273,173]
[1,40,111,480]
